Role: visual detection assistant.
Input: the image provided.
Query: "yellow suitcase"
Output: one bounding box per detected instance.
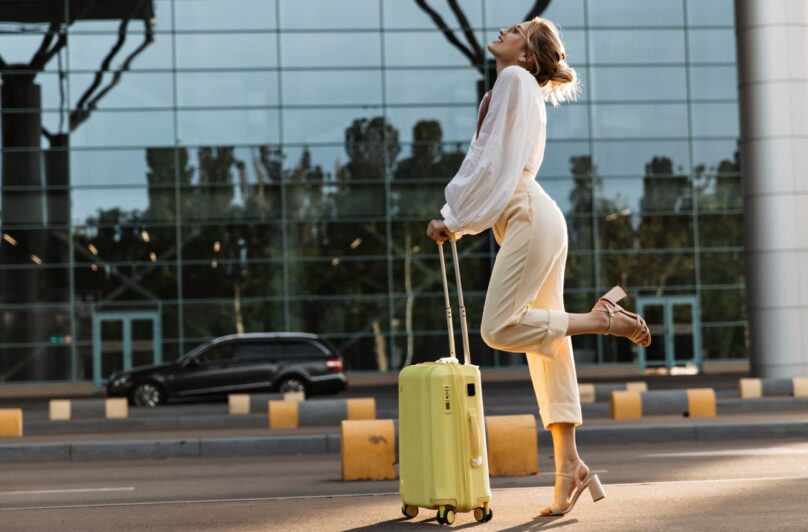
[398,239,493,525]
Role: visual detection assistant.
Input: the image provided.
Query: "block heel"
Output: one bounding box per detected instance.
[588,473,606,502]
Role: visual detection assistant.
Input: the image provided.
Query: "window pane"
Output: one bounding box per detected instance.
[690,66,737,100]
[385,0,482,29]
[692,139,739,172]
[702,324,747,359]
[282,0,379,29]
[588,0,683,27]
[539,141,591,178]
[0,33,63,72]
[71,149,151,186]
[69,33,173,71]
[589,67,687,102]
[287,221,387,256]
[691,103,739,137]
[385,68,478,106]
[592,104,688,139]
[384,31,484,67]
[686,0,735,27]
[600,251,696,289]
[701,288,745,321]
[592,140,690,176]
[700,251,745,284]
[589,30,685,64]
[696,175,742,212]
[69,72,174,110]
[283,69,382,106]
[70,111,175,148]
[177,109,280,145]
[175,0,277,30]
[547,103,589,140]
[177,71,279,108]
[282,32,381,67]
[688,30,736,64]
[175,33,277,69]
[182,301,285,339]
[385,106,475,145]
[72,187,175,224]
[282,108,380,144]
[485,0,584,28]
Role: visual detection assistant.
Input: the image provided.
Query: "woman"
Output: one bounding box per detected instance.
[425,17,652,517]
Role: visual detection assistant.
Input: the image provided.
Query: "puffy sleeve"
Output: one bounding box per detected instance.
[440,66,540,237]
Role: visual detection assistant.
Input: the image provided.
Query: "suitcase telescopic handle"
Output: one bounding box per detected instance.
[437,238,471,365]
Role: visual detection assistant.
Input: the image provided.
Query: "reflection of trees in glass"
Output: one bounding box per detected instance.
[576,149,745,362]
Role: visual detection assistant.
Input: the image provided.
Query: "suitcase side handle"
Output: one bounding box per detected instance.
[468,408,483,467]
[437,239,471,365]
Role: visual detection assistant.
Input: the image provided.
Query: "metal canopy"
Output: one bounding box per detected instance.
[0,1,153,24]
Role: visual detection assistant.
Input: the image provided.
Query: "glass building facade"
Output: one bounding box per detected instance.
[0,0,743,384]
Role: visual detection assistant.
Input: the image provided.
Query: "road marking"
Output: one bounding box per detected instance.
[642,446,808,458]
[0,487,135,496]
[3,475,808,512]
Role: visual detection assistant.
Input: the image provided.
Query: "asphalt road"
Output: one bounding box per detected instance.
[2,436,808,531]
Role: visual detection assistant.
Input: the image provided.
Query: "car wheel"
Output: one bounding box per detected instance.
[278,376,308,395]
[131,382,165,407]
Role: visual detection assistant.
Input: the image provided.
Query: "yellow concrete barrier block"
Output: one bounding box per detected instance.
[486,415,538,477]
[49,399,72,421]
[283,391,306,402]
[269,400,299,429]
[346,398,376,420]
[578,384,596,404]
[341,419,396,481]
[687,388,716,417]
[0,408,23,437]
[228,394,250,415]
[626,381,648,393]
[793,377,808,397]
[739,378,762,399]
[105,398,128,419]
[610,390,642,419]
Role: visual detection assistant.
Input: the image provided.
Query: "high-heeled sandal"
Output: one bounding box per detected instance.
[593,286,652,347]
[539,460,607,517]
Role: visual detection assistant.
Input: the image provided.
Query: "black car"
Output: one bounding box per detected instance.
[106,332,347,407]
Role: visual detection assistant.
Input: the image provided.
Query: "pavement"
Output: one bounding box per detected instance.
[2,438,808,531]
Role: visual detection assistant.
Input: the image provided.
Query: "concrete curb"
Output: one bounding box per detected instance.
[2,420,808,463]
[16,396,808,436]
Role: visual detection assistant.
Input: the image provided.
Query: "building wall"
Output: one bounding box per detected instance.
[0,0,743,382]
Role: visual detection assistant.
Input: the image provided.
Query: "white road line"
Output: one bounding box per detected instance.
[0,487,135,496]
[3,475,808,512]
[642,447,808,458]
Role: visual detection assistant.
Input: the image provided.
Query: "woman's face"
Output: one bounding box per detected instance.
[488,22,531,66]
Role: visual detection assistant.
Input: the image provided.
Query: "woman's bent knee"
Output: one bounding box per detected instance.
[480,320,506,351]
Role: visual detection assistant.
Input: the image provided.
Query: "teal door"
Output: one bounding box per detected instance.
[635,296,701,372]
[92,310,162,388]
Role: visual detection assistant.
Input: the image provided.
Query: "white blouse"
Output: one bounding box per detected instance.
[440,64,548,238]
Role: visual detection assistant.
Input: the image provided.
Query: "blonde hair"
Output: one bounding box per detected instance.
[519,17,581,108]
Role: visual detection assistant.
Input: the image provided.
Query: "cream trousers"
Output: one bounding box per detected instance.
[480,176,582,430]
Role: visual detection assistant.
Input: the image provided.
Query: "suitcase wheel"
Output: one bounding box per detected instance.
[401,504,419,519]
[437,506,455,525]
[478,507,492,523]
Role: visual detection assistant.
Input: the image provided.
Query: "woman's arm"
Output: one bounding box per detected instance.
[439,65,542,237]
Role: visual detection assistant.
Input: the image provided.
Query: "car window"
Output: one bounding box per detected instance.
[197,344,233,365]
[233,343,274,361]
[274,341,326,359]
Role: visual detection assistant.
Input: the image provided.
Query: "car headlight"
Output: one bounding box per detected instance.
[110,374,131,388]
